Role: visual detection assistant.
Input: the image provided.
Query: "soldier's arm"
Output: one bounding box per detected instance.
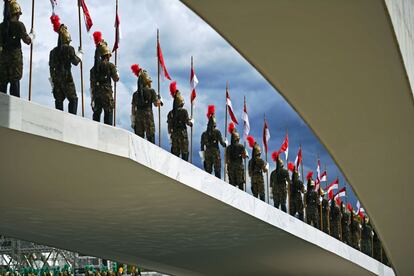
[184,110,193,127]
[217,131,226,147]
[131,94,137,117]
[111,64,120,82]
[200,133,206,151]
[261,159,268,173]
[151,89,161,107]
[70,46,81,66]
[19,22,31,45]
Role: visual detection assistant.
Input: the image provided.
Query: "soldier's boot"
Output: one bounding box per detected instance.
[0,83,7,93]
[68,98,78,115]
[55,101,64,111]
[93,111,101,122]
[281,204,287,213]
[259,192,265,202]
[147,134,155,144]
[182,153,189,161]
[298,212,304,221]
[214,169,221,179]
[104,110,113,125]
[10,81,20,98]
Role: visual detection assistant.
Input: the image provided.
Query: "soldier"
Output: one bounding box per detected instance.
[225,122,246,190]
[330,198,342,240]
[0,0,32,97]
[373,229,382,262]
[200,105,226,178]
[49,15,81,114]
[350,211,361,250]
[247,136,268,201]
[167,81,192,160]
[270,152,290,212]
[289,163,304,221]
[320,189,330,234]
[130,65,161,143]
[90,31,119,125]
[341,202,351,245]
[305,174,320,229]
[361,216,373,256]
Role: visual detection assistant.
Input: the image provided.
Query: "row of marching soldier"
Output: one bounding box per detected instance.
[0,0,390,267]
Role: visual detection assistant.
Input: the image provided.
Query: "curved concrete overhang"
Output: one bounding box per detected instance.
[0,94,394,275]
[178,0,414,275]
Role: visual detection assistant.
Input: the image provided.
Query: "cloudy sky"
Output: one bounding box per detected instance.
[15,0,360,208]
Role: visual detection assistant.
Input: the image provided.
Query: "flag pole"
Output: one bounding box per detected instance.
[113,0,119,126]
[157,29,161,147]
[190,56,194,164]
[77,0,85,117]
[300,144,306,221]
[286,128,290,215]
[264,114,270,204]
[243,96,247,192]
[28,0,35,101]
[224,81,228,182]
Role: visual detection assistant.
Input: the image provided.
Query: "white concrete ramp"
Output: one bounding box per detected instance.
[0,94,393,276]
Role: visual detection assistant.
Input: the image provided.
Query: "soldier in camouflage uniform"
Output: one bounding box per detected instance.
[373,229,382,262]
[320,189,330,234]
[200,105,226,178]
[361,216,373,256]
[90,34,119,125]
[350,211,361,250]
[130,66,160,143]
[49,15,81,114]
[0,0,32,97]
[305,177,320,229]
[270,154,290,212]
[247,136,267,201]
[330,198,342,240]
[341,202,351,245]
[167,82,192,161]
[225,122,246,190]
[289,165,304,221]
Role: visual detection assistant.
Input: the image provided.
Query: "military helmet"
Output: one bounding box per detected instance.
[141,69,152,87]
[97,40,111,58]
[59,24,72,45]
[9,0,22,16]
[253,142,261,158]
[173,90,185,108]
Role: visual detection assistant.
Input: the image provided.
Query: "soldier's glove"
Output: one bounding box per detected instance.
[199,151,205,162]
[76,48,84,62]
[188,118,194,127]
[130,115,135,129]
[158,96,164,107]
[245,149,249,158]
[224,138,229,147]
[48,77,54,88]
[265,162,269,172]
[28,30,36,42]
[168,135,172,145]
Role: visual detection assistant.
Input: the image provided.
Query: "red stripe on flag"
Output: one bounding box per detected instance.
[112,13,120,52]
[80,0,93,32]
[157,41,171,80]
[226,90,239,124]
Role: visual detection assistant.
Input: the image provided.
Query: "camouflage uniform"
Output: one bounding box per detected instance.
[321,197,330,234]
[49,44,80,114]
[373,230,382,262]
[290,171,304,220]
[0,17,31,97]
[201,129,226,178]
[330,200,342,240]
[90,60,118,125]
[361,220,373,256]
[341,205,351,245]
[226,132,245,190]
[305,184,320,229]
[167,91,192,161]
[350,213,361,250]
[270,159,290,212]
[131,82,158,143]
[248,153,266,201]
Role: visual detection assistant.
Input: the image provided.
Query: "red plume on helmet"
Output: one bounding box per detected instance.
[207,105,215,119]
[169,81,177,97]
[288,162,295,172]
[131,64,141,77]
[93,31,102,46]
[228,122,235,134]
[271,151,280,162]
[50,14,61,33]
[247,136,255,148]
[347,202,353,212]
[306,171,313,180]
